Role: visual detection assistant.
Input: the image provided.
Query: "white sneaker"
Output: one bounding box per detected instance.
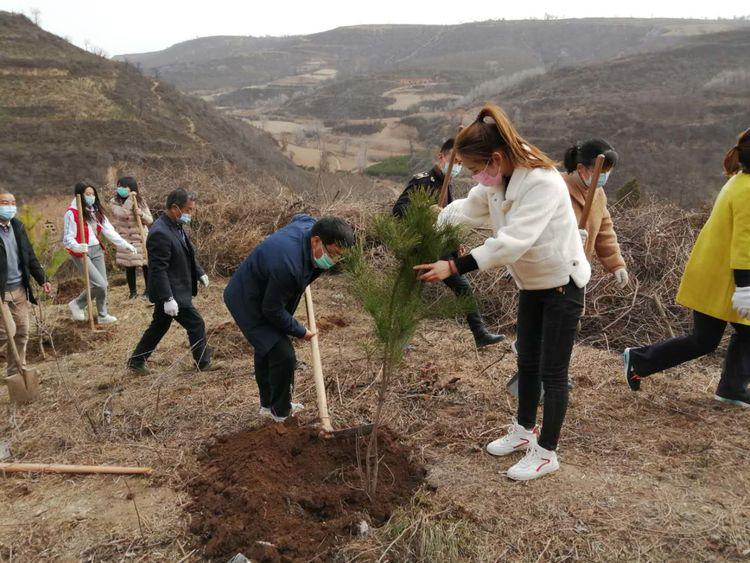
[259,402,304,422]
[68,300,85,321]
[486,419,538,457]
[506,442,560,481]
[97,314,118,325]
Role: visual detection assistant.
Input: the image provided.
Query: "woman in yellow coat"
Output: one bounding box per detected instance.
[623,129,750,407]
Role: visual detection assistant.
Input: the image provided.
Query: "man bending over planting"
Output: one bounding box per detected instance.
[224,214,355,422]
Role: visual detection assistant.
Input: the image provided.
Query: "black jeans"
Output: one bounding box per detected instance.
[443,272,484,333]
[126,266,148,294]
[630,310,750,393]
[516,280,584,451]
[129,302,210,367]
[254,337,296,417]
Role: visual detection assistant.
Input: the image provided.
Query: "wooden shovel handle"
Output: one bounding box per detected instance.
[0,462,153,475]
[304,286,333,432]
[0,302,23,368]
[75,194,96,331]
[578,154,606,230]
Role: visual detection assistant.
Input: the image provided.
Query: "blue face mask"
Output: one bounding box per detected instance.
[442,163,463,177]
[597,171,610,188]
[178,213,192,225]
[116,187,131,198]
[0,205,16,221]
[84,195,96,206]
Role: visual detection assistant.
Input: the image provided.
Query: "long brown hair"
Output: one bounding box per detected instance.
[455,104,556,170]
[723,128,750,176]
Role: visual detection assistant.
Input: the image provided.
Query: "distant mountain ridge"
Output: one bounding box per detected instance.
[118,18,750,94]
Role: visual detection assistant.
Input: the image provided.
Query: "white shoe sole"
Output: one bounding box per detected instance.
[714,395,750,408]
[486,439,532,457]
[507,461,560,481]
[97,318,118,325]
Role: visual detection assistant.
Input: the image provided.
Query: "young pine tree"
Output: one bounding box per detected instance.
[346,189,471,496]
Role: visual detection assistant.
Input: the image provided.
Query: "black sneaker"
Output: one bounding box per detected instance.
[474,329,506,348]
[623,348,642,391]
[714,387,750,408]
[128,291,138,300]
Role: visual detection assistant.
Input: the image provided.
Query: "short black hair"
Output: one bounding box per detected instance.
[166,188,196,209]
[117,176,138,191]
[311,217,355,248]
[439,138,455,154]
[563,139,619,173]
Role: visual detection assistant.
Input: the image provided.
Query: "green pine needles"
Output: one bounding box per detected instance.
[346,189,472,496]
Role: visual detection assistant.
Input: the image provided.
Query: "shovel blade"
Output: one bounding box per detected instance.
[5,374,32,405]
[506,372,544,403]
[22,368,40,400]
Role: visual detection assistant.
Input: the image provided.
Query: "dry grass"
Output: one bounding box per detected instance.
[1,189,749,561]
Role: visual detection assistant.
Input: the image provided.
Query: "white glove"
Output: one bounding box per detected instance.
[578,229,588,246]
[123,242,137,254]
[74,243,89,254]
[613,268,629,289]
[199,274,209,287]
[163,298,179,317]
[732,287,750,319]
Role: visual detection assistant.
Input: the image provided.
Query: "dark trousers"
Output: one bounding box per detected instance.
[129,302,210,367]
[630,310,750,393]
[516,280,584,451]
[443,272,484,333]
[126,266,148,294]
[254,337,296,417]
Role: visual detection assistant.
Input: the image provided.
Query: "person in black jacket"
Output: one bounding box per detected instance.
[393,138,504,348]
[0,192,51,377]
[128,189,210,374]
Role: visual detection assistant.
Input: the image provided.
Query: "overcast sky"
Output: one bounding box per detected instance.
[3,0,750,56]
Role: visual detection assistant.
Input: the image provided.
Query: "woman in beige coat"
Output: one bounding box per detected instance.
[110,176,153,299]
[562,139,629,288]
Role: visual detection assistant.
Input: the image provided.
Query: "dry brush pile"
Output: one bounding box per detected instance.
[470,198,709,352]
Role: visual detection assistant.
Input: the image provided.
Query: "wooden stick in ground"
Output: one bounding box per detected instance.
[0,462,153,476]
[578,154,606,229]
[75,194,96,331]
[130,191,148,262]
[304,285,334,432]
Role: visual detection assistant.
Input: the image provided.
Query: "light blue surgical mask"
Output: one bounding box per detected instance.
[0,205,16,221]
[597,171,610,188]
[442,163,463,177]
[178,213,192,225]
[314,251,335,270]
[116,187,130,198]
[84,195,96,206]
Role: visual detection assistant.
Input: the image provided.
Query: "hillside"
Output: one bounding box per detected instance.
[0,12,310,196]
[118,18,750,96]
[487,27,750,206]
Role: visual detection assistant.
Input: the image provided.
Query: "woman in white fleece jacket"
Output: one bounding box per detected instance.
[416,104,591,481]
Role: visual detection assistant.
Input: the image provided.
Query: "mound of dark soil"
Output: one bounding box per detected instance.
[207,321,251,360]
[187,420,423,561]
[26,318,113,361]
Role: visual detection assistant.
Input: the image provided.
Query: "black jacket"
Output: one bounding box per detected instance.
[0,218,47,304]
[146,214,205,307]
[392,165,454,218]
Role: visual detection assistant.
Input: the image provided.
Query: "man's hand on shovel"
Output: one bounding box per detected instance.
[303,329,318,341]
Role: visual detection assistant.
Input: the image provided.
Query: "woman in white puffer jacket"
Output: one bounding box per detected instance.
[415,104,590,482]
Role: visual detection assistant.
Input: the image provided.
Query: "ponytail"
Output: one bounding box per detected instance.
[455,104,556,170]
[563,139,618,173]
[723,128,750,176]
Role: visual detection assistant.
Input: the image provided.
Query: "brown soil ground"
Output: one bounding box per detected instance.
[187,420,423,560]
[1,274,749,561]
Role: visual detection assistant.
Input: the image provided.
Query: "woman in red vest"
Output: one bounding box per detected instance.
[63,180,136,324]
